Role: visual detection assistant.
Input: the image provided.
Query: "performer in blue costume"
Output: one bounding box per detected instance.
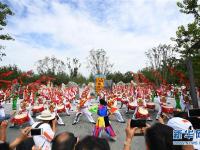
[93,99,116,140]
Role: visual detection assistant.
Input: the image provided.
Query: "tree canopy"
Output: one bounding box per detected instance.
[87,49,113,75]
[0,2,14,61]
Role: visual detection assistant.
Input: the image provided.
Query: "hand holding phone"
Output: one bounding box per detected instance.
[130,119,147,136]
[20,127,32,139]
[125,119,137,141]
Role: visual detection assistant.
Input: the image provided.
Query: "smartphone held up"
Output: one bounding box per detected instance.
[130,119,146,128]
[130,119,147,136]
[30,128,43,136]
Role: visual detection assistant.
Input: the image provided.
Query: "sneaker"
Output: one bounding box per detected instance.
[110,137,116,142]
[9,125,15,128]
[72,122,77,125]
[119,121,126,123]
[156,115,160,120]
[132,116,136,119]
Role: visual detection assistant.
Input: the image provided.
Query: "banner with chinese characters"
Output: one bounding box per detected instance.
[95,74,105,93]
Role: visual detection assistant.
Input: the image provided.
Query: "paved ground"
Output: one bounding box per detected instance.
[4,101,158,150]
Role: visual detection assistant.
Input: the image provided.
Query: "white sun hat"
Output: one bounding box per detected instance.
[36,110,55,121]
[167,117,193,130]
[167,118,200,150]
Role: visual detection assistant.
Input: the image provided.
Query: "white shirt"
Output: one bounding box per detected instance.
[32,122,55,150]
[0,101,5,117]
[0,108,5,117]
[154,96,161,104]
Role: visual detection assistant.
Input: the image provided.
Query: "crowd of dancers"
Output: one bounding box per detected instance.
[0,82,199,140]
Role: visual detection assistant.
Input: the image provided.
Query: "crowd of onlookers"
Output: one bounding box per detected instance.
[0,109,199,150]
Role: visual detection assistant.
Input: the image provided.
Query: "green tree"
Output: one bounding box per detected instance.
[52,72,69,85]
[145,44,176,85]
[123,71,133,83]
[172,0,200,108]
[0,2,14,61]
[107,71,124,83]
[71,73,87,85]
[87,73,94,83]
[140,68,156,84]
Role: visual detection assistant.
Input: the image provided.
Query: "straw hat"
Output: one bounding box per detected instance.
[36,110,55,121]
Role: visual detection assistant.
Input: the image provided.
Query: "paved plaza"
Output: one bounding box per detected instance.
[4,101,158,150]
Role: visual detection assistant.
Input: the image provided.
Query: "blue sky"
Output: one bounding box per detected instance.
[1,0,192,76]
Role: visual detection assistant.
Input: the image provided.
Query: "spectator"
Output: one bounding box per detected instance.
[10,127,32,150]
[75,136,110,150]
[123,120,179,150]
[32,110,57,150]
[167,117,195,150]
[0,121,9,150]
[145,123,177,150]
[52,131,77,150]
[123,119,138,150]
[0,121,8,143]
[0,99,10,122]
[0,120,32,150]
